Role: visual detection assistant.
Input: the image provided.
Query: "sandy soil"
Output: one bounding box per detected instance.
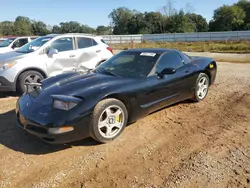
[0,62,249,188]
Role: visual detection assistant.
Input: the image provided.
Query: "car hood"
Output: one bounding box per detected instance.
[0,51,28,64]
[33,71,139,104]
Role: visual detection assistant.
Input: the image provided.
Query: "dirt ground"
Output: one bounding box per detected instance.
[0,62,250,188]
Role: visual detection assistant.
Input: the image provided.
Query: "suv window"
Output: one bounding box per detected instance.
[156,52,184,73]
[77,37,97,49]
[50,37,73,52]
[12,38,28,48]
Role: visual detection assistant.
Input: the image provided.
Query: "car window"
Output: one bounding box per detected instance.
[77,37,97,49]
[50,37,73,52]
[0,38,15,47]
[113,54,135,64]
[179,52,191,64]
[12,38,28,48]
[156,52,184,73]
[96,51,161,78]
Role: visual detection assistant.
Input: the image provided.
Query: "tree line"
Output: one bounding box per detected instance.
[0,0,249,37]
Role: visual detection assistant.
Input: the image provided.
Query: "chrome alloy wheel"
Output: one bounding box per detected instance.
[98,105,125,139]
[197,76,209,100]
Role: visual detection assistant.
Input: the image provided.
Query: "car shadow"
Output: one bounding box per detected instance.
[0,110,99,155]
[0,100,195,155]
[0,92,20,98]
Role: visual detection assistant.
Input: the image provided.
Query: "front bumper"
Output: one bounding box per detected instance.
[0,76,15,92]
[16,110,92,144]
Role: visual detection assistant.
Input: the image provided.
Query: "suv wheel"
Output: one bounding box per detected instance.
[17,71,44,94]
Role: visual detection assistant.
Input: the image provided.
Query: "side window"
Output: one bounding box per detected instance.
[77,37,97,49]
[179,52,191,64]
[49,37,73,52]
[156,52,184,73]
[12,38,28,48]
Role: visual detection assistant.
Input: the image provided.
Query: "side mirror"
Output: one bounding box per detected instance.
[158,68,176,78]
[48,48,58,58]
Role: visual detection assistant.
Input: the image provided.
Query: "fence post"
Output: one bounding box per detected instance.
[130,40,134,49]
[109,35,112,44]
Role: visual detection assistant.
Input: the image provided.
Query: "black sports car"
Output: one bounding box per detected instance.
[16,48,217,144]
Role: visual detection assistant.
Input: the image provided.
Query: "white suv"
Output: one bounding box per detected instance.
[0,36,37,54]
[0,33,113,93]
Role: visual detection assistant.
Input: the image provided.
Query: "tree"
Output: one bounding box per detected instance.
[186,13,208,32]
[14,16,32,35]
[31,21,49,36]
[81,25,96,34]
[161,0,177,17]
[144,12,166,33]
[0,21,15,36]
[209,5,245,31]
[166,10,195,33]
[52,25,61,33]
[109,7,134,34]
[59,21,82,33]
[127,13,149,34]
[96,25,110,35]
[235,0,250,29]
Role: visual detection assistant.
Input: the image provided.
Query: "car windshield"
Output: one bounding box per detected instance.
[16,36,54,53]
[95,51,161,78]
[0,38,15,47]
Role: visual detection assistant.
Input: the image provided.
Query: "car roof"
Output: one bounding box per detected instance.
[126,48,179,54]
[46,33,97,38]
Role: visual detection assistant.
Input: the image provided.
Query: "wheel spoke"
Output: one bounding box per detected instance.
[33,75,40,83]
[113,122,122,129]
[114,109,122,117]
[105,126,113,137]
[98,120,107,129]
[105,108,113,117]
[26,76,33,83]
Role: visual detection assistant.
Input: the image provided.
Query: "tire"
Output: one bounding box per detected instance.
[192,73,210,102]
[17,71,44,94]
[90,98,128,143]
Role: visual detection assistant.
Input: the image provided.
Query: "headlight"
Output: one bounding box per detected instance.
[0,61,16,71]
[52,95,82,111]
[53,100,78,111]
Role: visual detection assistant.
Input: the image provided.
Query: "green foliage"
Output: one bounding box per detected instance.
[14,16,32,35]
[209,5,246,31]
[31,21,50,35]
[96,25,111,35]
[186,13,209,32]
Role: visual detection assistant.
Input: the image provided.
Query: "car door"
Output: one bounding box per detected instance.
[74,37,102,69]
[45,37,78,77]
[138,51,196,113]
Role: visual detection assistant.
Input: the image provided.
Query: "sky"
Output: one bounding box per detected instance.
[0,0,239,28]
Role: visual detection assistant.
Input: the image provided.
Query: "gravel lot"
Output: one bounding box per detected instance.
[0,61,249,188]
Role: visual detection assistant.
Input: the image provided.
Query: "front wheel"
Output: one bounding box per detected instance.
[192,73,210,102]
[17,71,44,94]
[90,98,128,143]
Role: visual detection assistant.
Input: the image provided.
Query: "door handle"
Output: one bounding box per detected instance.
[96,50,101,53]
[185,69,190,73]
[69,54,75,58]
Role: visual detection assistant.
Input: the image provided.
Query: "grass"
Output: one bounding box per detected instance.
[110,40,250,53]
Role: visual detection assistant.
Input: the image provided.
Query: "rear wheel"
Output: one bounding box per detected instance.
[192,73,210,102]
[90,98,128,143]
[17,71,44,94]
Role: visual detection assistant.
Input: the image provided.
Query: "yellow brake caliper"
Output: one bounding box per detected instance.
[116,115,121,123]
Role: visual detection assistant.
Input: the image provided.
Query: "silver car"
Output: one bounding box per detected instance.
[0,33,113,93]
